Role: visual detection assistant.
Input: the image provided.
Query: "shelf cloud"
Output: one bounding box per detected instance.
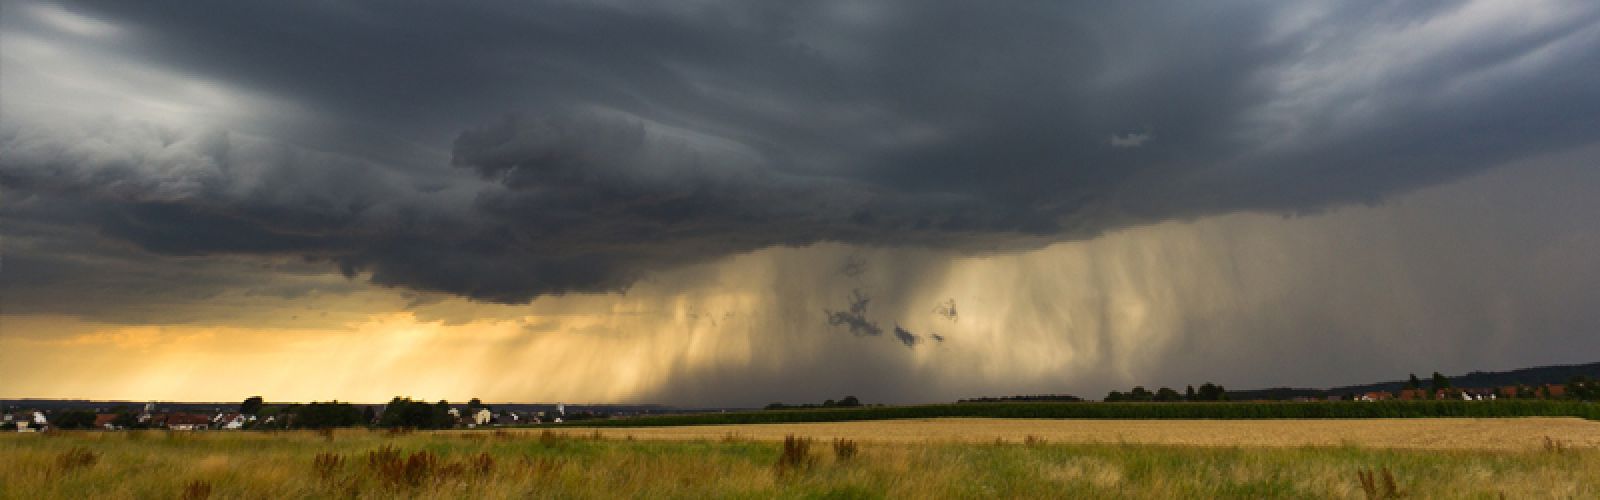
[3,0,1600,403]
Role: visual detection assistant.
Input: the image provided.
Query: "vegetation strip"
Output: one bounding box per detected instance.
[556,401,1600,428]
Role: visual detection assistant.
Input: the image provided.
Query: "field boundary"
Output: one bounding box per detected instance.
[551,401,1600,428]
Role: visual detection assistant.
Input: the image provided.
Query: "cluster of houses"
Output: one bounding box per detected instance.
[447,407,564,427]
[4,401,588,432]
[4,402,260,432]
[1346,384,1569,402]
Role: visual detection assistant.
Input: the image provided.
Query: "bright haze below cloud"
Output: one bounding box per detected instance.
[2,0,1599,406]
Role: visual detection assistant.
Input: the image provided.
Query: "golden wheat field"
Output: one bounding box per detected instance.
[559,417,1600,450]
[2,419,1597,499]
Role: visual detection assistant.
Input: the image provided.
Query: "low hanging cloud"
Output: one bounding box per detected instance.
[3,0,1600,306]
[1109,132,1152,148]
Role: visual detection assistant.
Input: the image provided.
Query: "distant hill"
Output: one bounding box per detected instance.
[1229,361,1600,400]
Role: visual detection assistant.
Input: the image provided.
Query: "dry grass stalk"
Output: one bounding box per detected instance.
[523,456,562,477]
[539,430,566,447]
[367,450,440,488]
[316,428,336,442]
[469,452,495,475]
[367,445,402,469]
[313,452,344,480]
[1544,436,1569,454]
[180,479,213,500]
[1024,435,1047,446]
[776,435,816,474]
[1356,467,1404,499]
[55,447,100,472]
[832,438,859,461]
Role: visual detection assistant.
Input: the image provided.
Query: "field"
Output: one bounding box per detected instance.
[564,400,1600,427]
[570,417,1600,451]
[4,419,1600,499]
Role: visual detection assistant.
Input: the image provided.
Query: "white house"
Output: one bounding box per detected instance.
[473,409,492,426]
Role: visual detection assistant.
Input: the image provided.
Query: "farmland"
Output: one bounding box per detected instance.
[4,419,1599,499]
[559,400,1600,427]
[566,417,1600,451]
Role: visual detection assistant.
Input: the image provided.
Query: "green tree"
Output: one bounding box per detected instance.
[433,400,453,428]
[1184,385,1196,402]
[1128,386,1154,401]
[240,396,265,415]
[55,410,97,429]
[1407,374,1422,390]
[838,396,862,407]
[1196,383,1227,401]
[290,401,364,429]
[1154,387,1181,402]
[1104,391,1124,402]
[1429,372,1451,396]
[378,397,449,429]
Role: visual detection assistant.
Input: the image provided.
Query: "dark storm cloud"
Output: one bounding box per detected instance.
[4,0,1600,304]
[825,290,882,338]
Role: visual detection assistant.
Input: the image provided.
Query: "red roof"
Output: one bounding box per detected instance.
[94,414,119,427]
[165,413,212,425]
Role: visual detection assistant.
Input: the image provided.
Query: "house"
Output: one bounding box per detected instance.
[1398,389,1429,400]
[1542,384,1567,398]
[473,409,493,427]
[94,414,122,430]
[1460,388,1497,401]
[1498,386,1521,398]
[1357,391,1393,402]
[214,413,251,430]
[166,413,212,431]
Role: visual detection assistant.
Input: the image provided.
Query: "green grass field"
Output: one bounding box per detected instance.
[2,427,1597,499]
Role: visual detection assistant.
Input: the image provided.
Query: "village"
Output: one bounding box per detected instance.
[5,377,1592,433]
[2,400,605,433]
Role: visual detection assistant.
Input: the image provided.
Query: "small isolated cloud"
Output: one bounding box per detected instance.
[1109,132,1152,148]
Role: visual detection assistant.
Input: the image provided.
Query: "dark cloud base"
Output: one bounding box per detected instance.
[3,1,1599,305]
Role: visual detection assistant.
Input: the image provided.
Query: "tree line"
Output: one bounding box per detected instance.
[1104,383,1227,402]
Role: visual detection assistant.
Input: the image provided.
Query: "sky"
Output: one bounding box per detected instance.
[2,1,1599,406]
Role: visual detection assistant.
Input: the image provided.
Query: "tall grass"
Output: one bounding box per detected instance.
[2,428,1597,498]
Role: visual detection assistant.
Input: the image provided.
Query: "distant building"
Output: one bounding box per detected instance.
[166,413,211,431]
[1357,391,1394,402]
[215,413,251,430]
[94,414,121,430]
[1398,389,1428,401]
